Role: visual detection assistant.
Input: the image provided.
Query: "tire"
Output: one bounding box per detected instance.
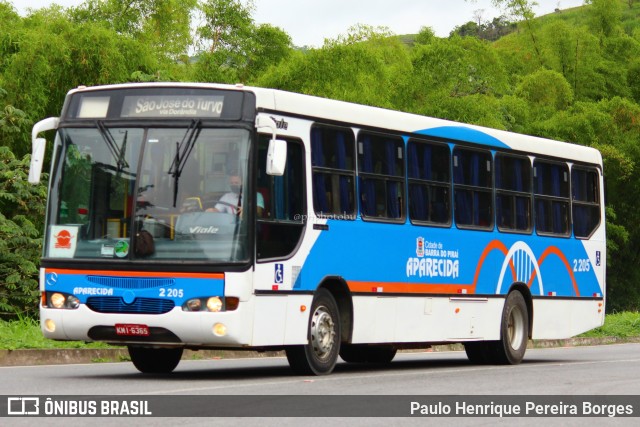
[464,291,529,365]
[128,346,183,374]
[340,344,397,364]
[487,291,529,364]
[286,289,341,375]
[464,341,489,364]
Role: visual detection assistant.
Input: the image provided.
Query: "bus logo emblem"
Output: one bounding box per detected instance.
[416,237,424,257]
[275,264,284,284]
[54,229,73,249]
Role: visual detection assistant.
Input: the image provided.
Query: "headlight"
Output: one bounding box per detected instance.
[182,297,240,312]
[45,292,80,309]
[206,297,223,312]
[186,298,202,311]
[50,293,66,309]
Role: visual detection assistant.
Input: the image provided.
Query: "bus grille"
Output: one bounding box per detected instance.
[86,297,175,314]
[86,276,175,289]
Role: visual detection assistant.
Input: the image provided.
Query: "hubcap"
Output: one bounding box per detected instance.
[507,305,525,350]
[310,306,335,359]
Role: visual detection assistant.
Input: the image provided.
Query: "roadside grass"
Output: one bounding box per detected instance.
[0,317,114,350]
[1,312,639,350]
[578,311,640,338]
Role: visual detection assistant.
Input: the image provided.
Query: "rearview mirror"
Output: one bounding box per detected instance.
[266,139,287,176]
[28,138,47,184]
[28,117,59,184]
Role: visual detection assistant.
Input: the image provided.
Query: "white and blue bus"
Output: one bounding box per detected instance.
[29,83,605,375]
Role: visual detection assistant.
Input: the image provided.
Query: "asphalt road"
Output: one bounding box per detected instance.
[1,344,639,426]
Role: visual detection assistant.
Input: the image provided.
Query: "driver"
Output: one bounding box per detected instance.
[207,172,264,217]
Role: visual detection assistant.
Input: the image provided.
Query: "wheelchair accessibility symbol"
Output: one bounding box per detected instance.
[274,264,284,284]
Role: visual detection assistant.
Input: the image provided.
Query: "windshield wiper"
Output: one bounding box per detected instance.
[96,121,129,172]
[168,119,202,207]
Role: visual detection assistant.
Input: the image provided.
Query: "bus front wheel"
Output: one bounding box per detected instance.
[128,346,183,374]
[340,344,397,364]
[286,288,341,375]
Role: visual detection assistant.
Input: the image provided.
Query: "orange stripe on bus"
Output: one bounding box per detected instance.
[44,269,224,279]
[348,281,474,294]
[470,240,511,293]
[527,246,580,297]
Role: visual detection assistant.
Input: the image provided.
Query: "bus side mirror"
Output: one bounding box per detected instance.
[28,137,47,184]
[29,117,59,184]
[266,139,287,176]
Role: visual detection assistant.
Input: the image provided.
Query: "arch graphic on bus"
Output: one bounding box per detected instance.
[486,240,580,296]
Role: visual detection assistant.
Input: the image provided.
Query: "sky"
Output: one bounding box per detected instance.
[12,0,586,48]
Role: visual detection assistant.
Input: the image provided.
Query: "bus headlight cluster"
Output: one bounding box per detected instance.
[182,297,239,312]
[43,292,80,309]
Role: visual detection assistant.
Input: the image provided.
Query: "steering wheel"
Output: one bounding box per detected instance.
[213,200,240,214]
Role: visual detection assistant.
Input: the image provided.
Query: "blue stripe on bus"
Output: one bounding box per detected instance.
[44,273,224,305]
[295,219,602,298]
[415,126,510,149]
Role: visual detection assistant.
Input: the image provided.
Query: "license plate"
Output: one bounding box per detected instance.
[115,324,150,336]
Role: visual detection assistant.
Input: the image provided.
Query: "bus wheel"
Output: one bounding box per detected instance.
[464,342,489,364]
[286,289,340,375]
[340,344,397,364]
[487,291,529,364]
[128,346,183,374]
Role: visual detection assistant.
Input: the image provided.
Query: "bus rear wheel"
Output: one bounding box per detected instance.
[340,344,397,364]
[286,289,340,375]
[494,290,529,364]
[128,346,183,373]
[468,291,529,365]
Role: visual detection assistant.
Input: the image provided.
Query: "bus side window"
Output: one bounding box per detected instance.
[453,147,493,229]
[257,137,306,260]
[358,132,405,221]
[310,125,356,218]
[571,167,600,238]
[495,154,532,233]
[407,139,451,226]
[533,160,570,236]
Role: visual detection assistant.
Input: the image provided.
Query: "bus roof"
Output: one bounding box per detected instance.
[67,82,603,166]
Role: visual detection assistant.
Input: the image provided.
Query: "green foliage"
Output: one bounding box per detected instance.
[586,0,624,40]
[515,69,573,113]
[192,0,292,83]
[0,146,47,319]
[70,0,197,61]
[0,317,114,349]
[580,311,640,337]
[451,15,516,40]
[257,26,411,109]
[2,0,640,314]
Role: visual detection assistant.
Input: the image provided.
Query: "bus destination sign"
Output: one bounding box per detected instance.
[121,95,225,118]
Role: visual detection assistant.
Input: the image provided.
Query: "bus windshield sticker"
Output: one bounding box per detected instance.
[114,240,129,258]
[48,225,79,258]
[101,245,115,257]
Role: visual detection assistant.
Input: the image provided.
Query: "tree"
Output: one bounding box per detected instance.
[1,6,159,152]
[414,26,436,45]
[193,0,292,83]
[257,25,411,109]
[70,0,197,61]
[0,145,47,319]
[196,0,254,54]
[486,0,545,66]
[585,0,623,41]
[515,69,573,112]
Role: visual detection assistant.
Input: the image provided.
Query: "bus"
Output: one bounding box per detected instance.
[29,83,605,375]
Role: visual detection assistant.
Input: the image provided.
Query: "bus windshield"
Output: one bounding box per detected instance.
[45,125,250,263]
